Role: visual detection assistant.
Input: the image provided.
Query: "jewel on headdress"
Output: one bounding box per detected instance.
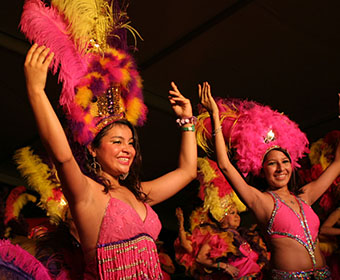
[264,129,276,144]
[95,84,125,118]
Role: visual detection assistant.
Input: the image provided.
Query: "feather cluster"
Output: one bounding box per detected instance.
[196,98,309,176]
[300,130,340,213]
[197,157,246,222]
[20,0,146,146]
[4,186,37,225]
[13,147,68,223]
[69,47,146,145]
[0,239,52,279]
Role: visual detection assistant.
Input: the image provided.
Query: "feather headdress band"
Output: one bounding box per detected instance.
[20,0,146,145]
[196,98,309,176]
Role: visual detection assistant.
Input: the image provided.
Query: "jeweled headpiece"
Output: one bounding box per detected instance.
[196,98,309,176]
[20,0,146,146]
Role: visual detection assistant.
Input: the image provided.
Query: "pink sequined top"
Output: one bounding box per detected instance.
[267,191,320,267]
[85,197,163,279]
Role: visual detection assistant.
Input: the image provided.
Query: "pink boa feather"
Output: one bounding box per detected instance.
[0,239,52,279]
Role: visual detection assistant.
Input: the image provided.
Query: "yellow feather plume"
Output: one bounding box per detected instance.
[13,147,68,223]
[198,157,246,222]
[197,157,218,184]
[52,0,114,52]
[12,193,37,219]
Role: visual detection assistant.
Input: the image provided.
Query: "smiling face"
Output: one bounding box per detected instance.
[91,123,136,179]
[220,206,240,229]
[262,149,292,190]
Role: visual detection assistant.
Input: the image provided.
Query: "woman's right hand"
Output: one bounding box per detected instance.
[24,44,54,94]
[221,262,239,278]
[198,82,219,115]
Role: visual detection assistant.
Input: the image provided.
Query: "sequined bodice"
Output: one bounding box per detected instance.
[267,191,320,268]
[89,197,163,279]
[98,197,161,244]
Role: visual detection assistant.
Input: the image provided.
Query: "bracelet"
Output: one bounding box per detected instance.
[181,124,195,132]
[213,125,222,136]
[176,116,197,127]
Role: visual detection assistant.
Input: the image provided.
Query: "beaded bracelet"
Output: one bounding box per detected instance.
[181,124,195,132]
[176,116,197,127]
[213,125,222,136]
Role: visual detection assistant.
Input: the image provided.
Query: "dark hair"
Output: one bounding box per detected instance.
[248,147,303,195]
[87,119,147,201]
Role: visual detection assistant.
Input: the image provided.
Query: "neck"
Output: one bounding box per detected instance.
[269,186,290,196]
[99,170,120,186]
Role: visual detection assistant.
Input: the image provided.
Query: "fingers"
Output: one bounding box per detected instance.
[26,43,54,68]
[25,43,39,64]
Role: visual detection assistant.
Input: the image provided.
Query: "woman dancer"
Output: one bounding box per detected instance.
[24,43,196,279]
[198,82,340,279]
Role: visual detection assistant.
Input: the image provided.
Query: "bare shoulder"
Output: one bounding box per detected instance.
[251,191,275,223]
[74,177,108,211]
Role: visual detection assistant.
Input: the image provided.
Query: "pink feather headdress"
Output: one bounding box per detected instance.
[196,98,309,176]
[20,0,146,146]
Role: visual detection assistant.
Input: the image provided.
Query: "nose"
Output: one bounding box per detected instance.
[276,162,283,171]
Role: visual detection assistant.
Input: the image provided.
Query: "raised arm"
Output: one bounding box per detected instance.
[300,142,340,205]
[199,82,269,215]
[175,207,193,253]
[320,208,340,236]
[24,44,89,205]
[141,82,197,205]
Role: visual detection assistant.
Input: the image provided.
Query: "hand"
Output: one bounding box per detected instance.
[221,263,239,278]
[168,82,193,118]
[24,44,54,94]
[176,207,184,226]
[198,82,219,115]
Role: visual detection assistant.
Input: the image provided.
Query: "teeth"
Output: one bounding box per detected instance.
[119,158,128,162]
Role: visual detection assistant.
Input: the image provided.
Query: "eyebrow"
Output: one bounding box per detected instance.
[109,136,134,141]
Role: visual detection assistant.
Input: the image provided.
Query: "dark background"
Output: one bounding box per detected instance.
[0,1,339,272]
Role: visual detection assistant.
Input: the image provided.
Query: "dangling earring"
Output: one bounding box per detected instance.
[90,156,102,175]
[119,172,129,180]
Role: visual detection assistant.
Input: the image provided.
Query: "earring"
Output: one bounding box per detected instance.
[90,156,102,175]
[119,172,129,180]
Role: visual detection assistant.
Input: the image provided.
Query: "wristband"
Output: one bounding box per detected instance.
[176,116,197,127]
[213,125,222,136]
[181,124,195,132]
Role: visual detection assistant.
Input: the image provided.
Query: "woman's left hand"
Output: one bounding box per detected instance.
[168,82,193,118]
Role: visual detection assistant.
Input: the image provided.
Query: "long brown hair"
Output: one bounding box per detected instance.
[87,119,147,201]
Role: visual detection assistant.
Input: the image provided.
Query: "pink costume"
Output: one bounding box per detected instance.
[267,191,320,268]
[208,230,263,279]
[85,197,163,279]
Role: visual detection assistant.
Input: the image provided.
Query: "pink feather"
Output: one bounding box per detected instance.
[20,0,88,109]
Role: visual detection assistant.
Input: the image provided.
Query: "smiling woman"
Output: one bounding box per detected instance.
[196,82,340,279]
[18,0,197,279]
